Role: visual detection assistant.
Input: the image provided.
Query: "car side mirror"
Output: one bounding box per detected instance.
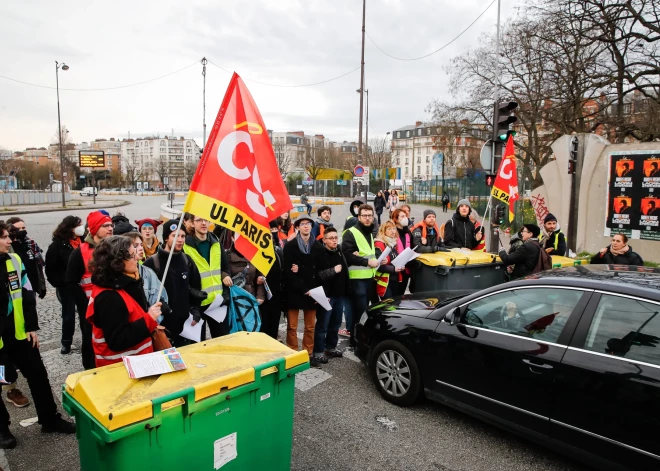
[445,307,461,326]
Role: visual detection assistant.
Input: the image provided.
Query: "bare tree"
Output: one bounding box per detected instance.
[123,153,143,190]
[272,140,295,177]
[184,161,197,187]
[299,145,327,194]
[156,156,169,186]
[367,135,392,171]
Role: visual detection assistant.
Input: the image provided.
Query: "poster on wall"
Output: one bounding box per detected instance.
[605,152,660,241]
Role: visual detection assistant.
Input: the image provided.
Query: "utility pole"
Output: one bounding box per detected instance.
[488,0,502,252]
[357,0,366,201]
[55,60,69,208]
[567,135,582,255]
[202,57,207,149]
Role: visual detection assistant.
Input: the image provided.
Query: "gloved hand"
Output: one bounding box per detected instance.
[189,288,208,303]
[435,246,449,253]
[190,307,202,324]
[38,288,47,299]
[160,301,172,318]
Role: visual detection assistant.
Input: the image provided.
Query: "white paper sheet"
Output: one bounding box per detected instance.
[214,432,238,469]
[180,314,204,342]
[308,286,332,311]
[376,246,391,265]
[391,247,419,270]
[205,305,228,323]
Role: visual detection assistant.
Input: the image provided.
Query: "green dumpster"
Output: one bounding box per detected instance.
[62,332,309,471]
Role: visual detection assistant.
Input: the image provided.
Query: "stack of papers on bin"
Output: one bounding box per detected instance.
[123,347,187,379]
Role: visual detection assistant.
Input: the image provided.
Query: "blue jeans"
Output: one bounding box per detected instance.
[314,297,346,355]
[305,203,312,215]
[57,287,76,348]
[348,279,374,340]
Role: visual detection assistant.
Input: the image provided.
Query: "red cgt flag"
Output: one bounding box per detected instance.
[183,73,292,274]
[491,135,519,222]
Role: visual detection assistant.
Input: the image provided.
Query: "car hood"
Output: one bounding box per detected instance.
[369,290,477,318]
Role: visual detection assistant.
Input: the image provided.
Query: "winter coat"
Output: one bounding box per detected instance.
[283,237,319,310]
[137,263,168,307]
[590,245,644,266]
[388,194,400,210]
[540,229,567,256]
[143,247,203,336]
[499,238,542,280]
[411,223,444,253]
[10,238,45,297]
[443,211,479,249]
[373,196,387,214]
[311,218,333,241]
[262,245,285,313]
[45,236,79,288]
[313,243,350,299]
[227,247,266,301]
[111,215,137,235]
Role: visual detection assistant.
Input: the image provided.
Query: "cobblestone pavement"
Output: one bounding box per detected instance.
[0,196,583,471]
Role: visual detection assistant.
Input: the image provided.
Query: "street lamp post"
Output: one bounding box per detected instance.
[55,61,69,208]
[357,88,369,200]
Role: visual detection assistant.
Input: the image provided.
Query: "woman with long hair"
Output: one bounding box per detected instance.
[391,208,412,295]
[388,190,400,218]
[374,220,405,299]
[373,190,387,224]
[273,211,295,248]
[86,236,162,367]
[45,215,85,354]
[591,233,644,265]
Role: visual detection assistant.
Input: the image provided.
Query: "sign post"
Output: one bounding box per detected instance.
[79,151,105,204]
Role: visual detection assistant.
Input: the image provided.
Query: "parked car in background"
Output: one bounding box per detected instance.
[354,264,660,470]
[366,192,376,201]
[80,186,97,196]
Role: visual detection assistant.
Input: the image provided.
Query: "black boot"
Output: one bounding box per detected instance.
[41,414,76,434]
[0,429,17,449]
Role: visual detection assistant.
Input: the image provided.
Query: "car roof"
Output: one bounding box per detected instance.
[509,264,660,302]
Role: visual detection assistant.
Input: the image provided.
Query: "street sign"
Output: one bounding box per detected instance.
[49,173,53,183]
[79,150,106,168]
[137,182,142,190]
[479,140,493,172]
[63,172,68,177]
[163,176,169,185]
[354,165,365,177]
[336,180,346,186]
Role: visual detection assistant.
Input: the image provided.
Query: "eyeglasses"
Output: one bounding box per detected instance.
[299,222,312,227]
[324,236,339,241]
[360,214,374,218]
[521,229,530,234]
[194,219,209,224]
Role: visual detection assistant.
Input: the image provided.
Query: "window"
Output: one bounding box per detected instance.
[396,158,400,165]
[463,288,584,343]
[417,156,421,163]
[417,165,421,174]
[406,131,411,138]
[160,140,165,146]
[405,158,409,164]
[186,141,192,147]
[417,129,422,136]
[404,167,409,176]
[396,131,401,139]
[583,294,660,366]
[426,165,430,174]
[426,156,430,163]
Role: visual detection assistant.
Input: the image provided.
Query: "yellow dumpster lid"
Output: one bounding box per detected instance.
[416,251,468,267]
[64,332,308,432]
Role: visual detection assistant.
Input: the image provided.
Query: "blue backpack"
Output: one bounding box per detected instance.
[227,285,262,334]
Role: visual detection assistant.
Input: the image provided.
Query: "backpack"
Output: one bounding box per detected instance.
[532,240,552,273]
[227,285,262,333]
[439,218,452,241]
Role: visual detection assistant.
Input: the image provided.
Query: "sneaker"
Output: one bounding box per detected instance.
[0,430,16,449]
[314,355,329,364]
[310,357,322,369]
[6,389,29,408]
[325,349,344,358]
[61,345,72,355]
[338,329,350,337]
[41,414,76,434]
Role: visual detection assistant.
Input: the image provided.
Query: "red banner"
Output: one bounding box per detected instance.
[490,135,519,222]
[183,73,292,274]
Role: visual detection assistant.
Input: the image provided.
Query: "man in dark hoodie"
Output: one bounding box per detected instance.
[342,204,381,346]
[498,223,543,280]
[111,211,137,235]
[313,227,350,364]
[343,199,378,237]
[443,198,482,249]
[183,216,231,338]
[65,210,114,369]
[539,213,567,256]
[311,205,333,241]
[144,219,204,346]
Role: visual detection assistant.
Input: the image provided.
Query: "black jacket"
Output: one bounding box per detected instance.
[262,246,285,313]
[499,238,542,280]
[65,234,97,319]
[111,215,137,235]
[342,222,375,269]
[443,212,479,249]
[89,274,152,353]
[314,243,350,298]
[411,224,444,253]
[45,237,78,288]
[283,237,319,310]
[590,245,644,266]
[373,196,387,213]
[0,253,38,336]
[10,239,43,296]
[144,247,203,335]
[541,229,567,256]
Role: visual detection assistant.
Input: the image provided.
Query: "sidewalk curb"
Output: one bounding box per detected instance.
[0,200,131,216]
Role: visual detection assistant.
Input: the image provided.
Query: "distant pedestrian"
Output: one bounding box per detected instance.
[373,191,387,224]
[443,199,482,250]
[300,192,312,216]
[442,191,450,212]
[539,213,566,256]
[272,211,295,248]
[388,190,400,218]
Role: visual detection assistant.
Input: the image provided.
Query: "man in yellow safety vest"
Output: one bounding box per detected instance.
[0,220,75,449]
[341,204,382,346]
[183,216,231,338]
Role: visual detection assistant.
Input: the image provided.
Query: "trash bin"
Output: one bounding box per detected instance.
[551,255,588,268]
[62,332,309,471]
[412,250,505,292]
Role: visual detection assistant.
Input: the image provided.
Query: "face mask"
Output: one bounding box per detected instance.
[17,230,27,239]
[74,226,86,237]
[399,217,409,227]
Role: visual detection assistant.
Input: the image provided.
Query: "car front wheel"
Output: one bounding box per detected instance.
[370,340,421,406]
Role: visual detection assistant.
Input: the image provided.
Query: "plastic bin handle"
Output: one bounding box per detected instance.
[151,387,196,424]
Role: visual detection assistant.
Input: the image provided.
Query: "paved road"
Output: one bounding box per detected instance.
[1,195,583,470]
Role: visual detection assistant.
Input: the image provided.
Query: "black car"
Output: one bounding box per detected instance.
[354,265,660,470]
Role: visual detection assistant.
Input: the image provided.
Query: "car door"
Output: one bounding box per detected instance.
[551,292,660,469]
[432,286,591,437]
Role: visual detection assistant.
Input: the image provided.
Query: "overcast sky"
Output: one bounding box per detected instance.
[0,0,520,150]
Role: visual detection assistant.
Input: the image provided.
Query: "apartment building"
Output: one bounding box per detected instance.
[12,148,50,166]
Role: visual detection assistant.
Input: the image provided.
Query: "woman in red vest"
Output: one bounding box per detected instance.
[391,209,412,296]
[86,236,162,367]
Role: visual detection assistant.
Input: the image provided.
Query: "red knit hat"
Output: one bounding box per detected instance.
[134,218,162,232]
[87,210,112,237]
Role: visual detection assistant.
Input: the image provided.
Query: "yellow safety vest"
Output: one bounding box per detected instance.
[0,254,28,349]
[540,230,566,251]
[183,241,223,307]
[347,227,376,279]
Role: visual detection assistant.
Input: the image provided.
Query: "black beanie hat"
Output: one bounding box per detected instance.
[523,223,541,238]
[543,213,557,224]
[423,209,436,219]
[162,219,181,242]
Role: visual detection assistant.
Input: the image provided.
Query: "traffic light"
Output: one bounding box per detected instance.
[568,136,578,175]
[493,101,518,143]
[494,204,506,226]
[485,174,495,187]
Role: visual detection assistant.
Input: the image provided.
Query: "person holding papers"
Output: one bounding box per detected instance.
[374,221,405,299]
[312,227,350,367]
[283,215,319,360]
[86,236,163,367]
[144,220,204,347]
[391,209,412,296]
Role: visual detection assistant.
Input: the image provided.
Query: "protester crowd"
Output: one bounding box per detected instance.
[0,192,644,449]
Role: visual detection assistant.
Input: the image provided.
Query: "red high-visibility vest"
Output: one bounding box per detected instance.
[80,243,95,299]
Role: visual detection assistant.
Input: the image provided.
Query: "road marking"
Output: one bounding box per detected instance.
[343,349,361,363]
[0,449,10,471]
[375,415,398,431]
[295,368,332,392]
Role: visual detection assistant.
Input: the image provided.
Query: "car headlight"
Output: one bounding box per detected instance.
[359,312,368,325]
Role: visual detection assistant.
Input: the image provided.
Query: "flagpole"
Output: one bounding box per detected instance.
[155,215,185,303]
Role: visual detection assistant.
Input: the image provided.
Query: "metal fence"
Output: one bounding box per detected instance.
[285,178,355,198]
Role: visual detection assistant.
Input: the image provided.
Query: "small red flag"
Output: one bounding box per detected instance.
[183,73,292,274]
[491,135,519,222]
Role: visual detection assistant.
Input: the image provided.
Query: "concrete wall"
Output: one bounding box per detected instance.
[0,191,72,206]
[534,135,660,263]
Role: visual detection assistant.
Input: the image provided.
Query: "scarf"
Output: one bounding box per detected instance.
[609,244,629,257]
[144,236,159,258]
[70,237,81,250]
[296,232,313,255]
[123,270,140,280]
